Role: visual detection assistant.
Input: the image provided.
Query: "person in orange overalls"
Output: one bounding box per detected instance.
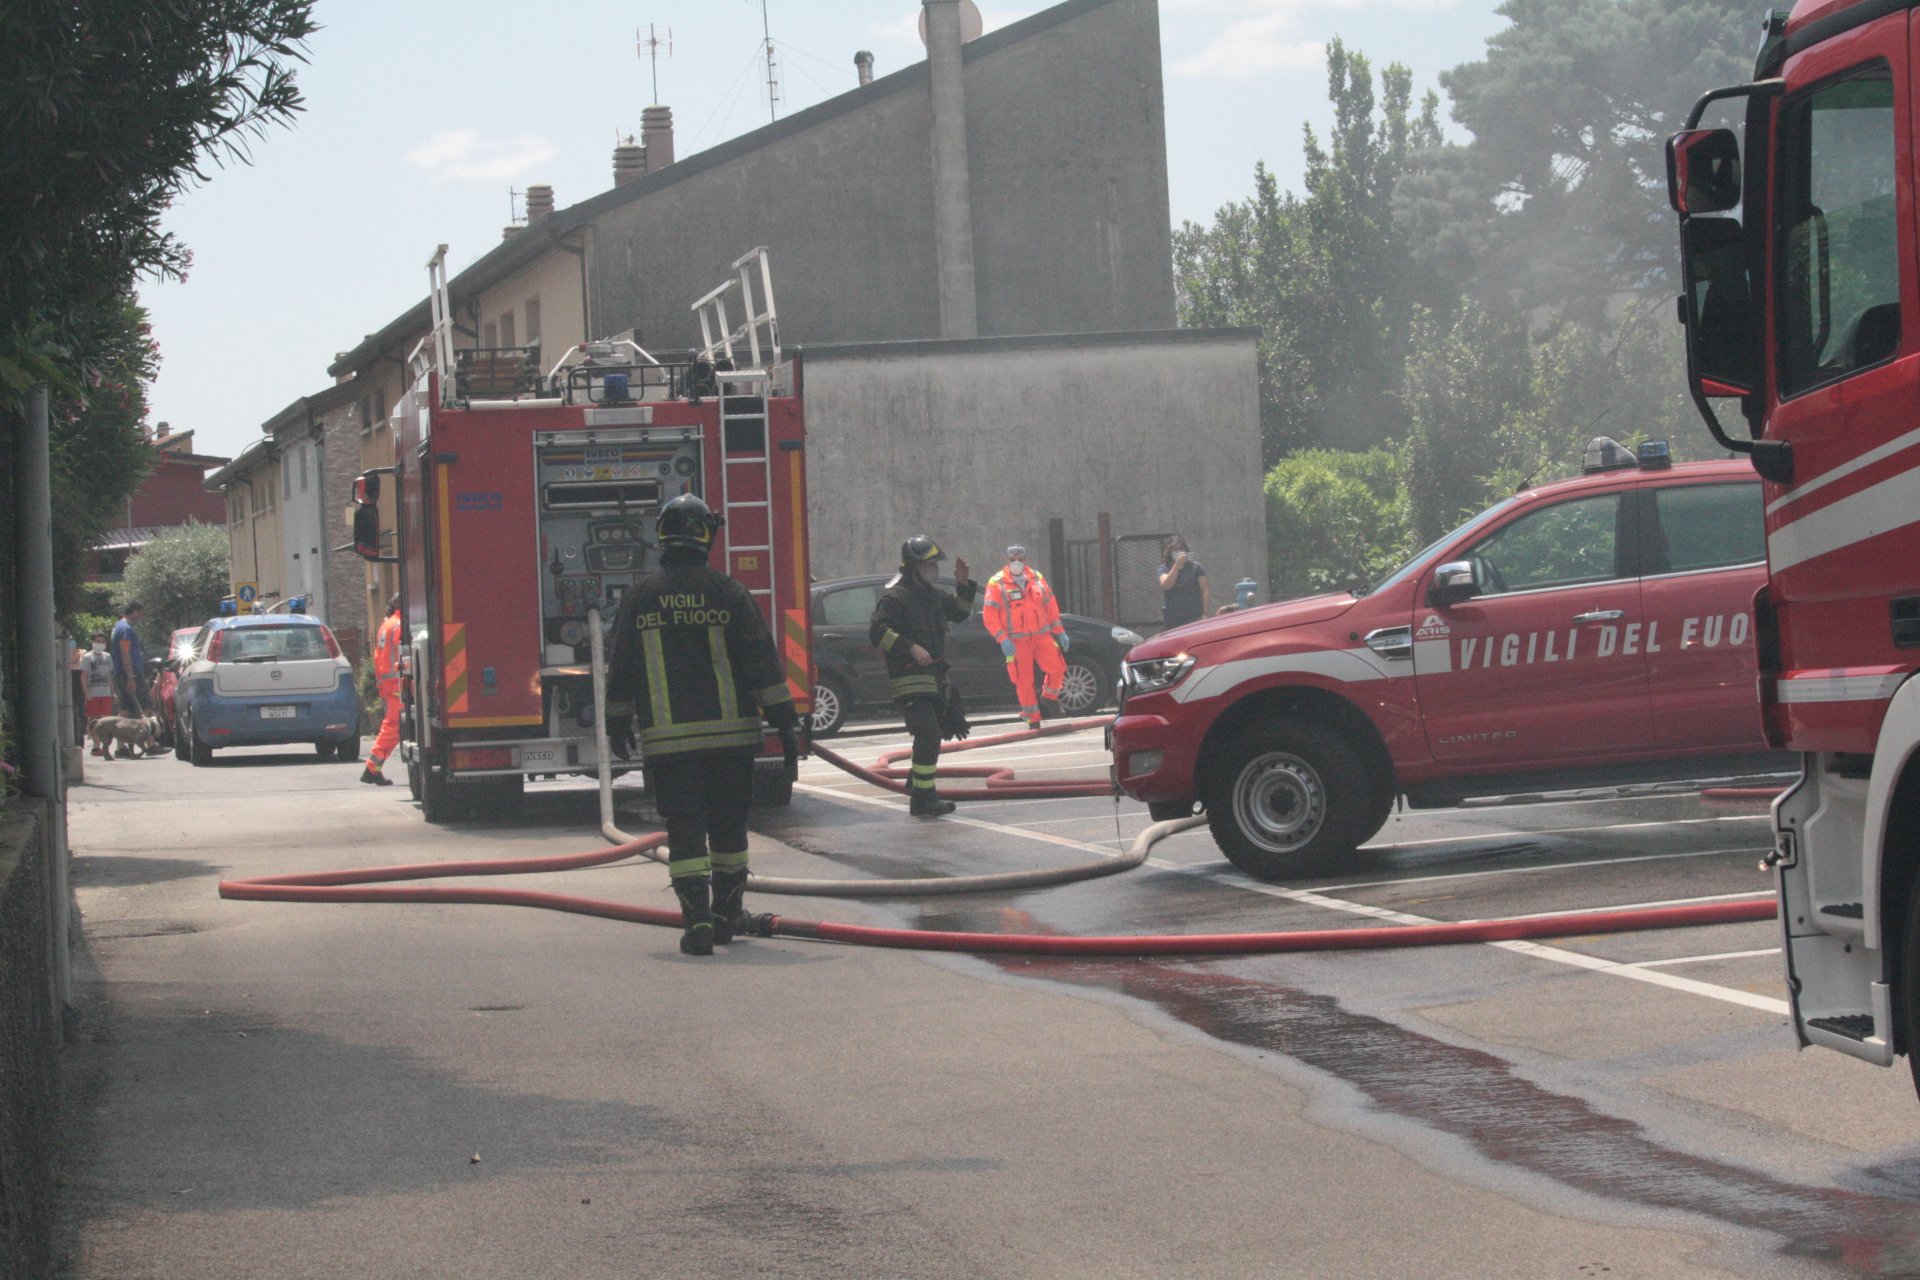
[361,595,404,786]
[981,545,1069,730]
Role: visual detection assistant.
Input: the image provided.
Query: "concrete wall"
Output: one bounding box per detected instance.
[586,0,1174,354]
[315,400,368,666]
[475,245,587,363]
[800,328,1264,617]
[0,799,59,1279]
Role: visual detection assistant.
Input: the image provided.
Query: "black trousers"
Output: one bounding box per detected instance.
[650,750,755,874]
[899,695,943,794]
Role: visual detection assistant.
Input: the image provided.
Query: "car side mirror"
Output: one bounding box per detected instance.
[1427,561,1479,607]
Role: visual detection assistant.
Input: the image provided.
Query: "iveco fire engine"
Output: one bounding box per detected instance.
[1110,438,1785,881]
[1669,1,1920,1087]
[351,247,812,822]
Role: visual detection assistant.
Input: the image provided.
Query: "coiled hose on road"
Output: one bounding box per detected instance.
[217,612,1781,952]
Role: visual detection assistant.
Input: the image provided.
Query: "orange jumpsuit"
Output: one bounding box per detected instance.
[368,610,404,772]
[982,565,1067,728]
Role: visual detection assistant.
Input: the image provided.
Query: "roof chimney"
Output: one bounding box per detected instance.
[854,50,874,85]
[525,184,555,221]
[613,137,647,186]
[641,105,674,169]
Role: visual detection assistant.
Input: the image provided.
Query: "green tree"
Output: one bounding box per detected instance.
[1175,40,1444,464]
[118,522,231,645]
[1402,0,1756,318]
[1401,302,1535,544]
[1264,448,1414,599]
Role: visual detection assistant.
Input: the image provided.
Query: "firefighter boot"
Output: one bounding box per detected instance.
[909,788,957,818]
[672,875,715,956]
[711,868,749,945]
[1040,697,1063,721]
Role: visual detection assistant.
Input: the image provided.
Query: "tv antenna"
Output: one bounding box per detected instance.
[758,0,781,122]
[637,23,672,104]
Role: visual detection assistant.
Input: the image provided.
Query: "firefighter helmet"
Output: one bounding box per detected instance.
[657,493,723,552]
[901,535,945,568]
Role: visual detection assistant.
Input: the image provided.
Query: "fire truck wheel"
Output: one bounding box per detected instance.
[420,761,468,824]
[1202,722,1368,880]
[1903,883,1920,1093]
[811,675,849,738]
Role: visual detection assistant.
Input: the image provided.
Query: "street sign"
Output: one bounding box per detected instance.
[235,581,258,613]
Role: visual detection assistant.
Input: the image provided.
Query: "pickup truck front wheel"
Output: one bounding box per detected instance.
[1203,722,1368,880]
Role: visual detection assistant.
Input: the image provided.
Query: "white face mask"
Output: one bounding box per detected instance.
[1008,560,1026,576]
[91,642,105,653]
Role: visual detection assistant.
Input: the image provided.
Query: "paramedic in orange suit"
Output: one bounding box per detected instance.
[981,545,1068,729]
[361,595,403,786]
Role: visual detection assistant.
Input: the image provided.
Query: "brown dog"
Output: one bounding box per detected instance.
[90,715,161,759]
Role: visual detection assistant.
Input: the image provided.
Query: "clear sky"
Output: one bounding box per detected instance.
[140,0,1510,459]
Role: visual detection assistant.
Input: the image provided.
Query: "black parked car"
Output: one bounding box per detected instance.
[809,575,1143,736]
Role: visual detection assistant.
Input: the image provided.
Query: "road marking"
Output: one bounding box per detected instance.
[1627,947,1779,969]
[1316,845,1770,893]
[791,781,1789,1013]
[1366,813,1769,851]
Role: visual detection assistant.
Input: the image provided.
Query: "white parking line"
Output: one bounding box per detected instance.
[789,781,1788,1014]
[1366,813,1769,851]
[1316,845,1770,893]
[1627,947,1779,969]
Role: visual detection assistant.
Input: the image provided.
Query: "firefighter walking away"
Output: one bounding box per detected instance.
[362,595,403,786]
[869,535,975,817]
[982,545,1068,729]
[606,494,800,956]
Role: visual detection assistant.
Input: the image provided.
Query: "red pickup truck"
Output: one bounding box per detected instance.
[1110,439,1784,879]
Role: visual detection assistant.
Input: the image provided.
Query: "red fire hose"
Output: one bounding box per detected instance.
[808,715,1117,800]
[218,827,1779,956]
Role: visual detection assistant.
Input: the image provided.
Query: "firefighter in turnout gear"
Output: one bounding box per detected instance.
[869,535,976,817]
[606,494,800,956]
[982,545,1068,729]
[362,595,404,785]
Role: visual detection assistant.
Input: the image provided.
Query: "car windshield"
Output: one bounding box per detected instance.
[222,625,331,663]
[1357,497,1520,597]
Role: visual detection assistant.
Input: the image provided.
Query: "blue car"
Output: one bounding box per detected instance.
[174,614,362,765]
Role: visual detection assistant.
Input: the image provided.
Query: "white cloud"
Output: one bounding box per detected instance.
[1168,0,1455,80]
[405,129,557,182]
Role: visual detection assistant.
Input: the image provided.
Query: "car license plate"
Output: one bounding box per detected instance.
[260,705,296,719]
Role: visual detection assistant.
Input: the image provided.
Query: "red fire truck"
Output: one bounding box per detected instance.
[352,247,811,822]
[1668,1,1920,1086]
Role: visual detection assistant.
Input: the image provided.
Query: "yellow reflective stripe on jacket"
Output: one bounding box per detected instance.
[644,715,762,742]
[889,673,940,698]
[879,628,902,651]
[639,724,764,756]
[707,625,738,720]
[642,629,673,727]
[756,682,794,706]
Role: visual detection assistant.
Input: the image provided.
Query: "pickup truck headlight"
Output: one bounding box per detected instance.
[1111,626,1145,646]
[1122,654,1194,695]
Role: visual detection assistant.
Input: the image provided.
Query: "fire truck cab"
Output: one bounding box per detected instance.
[353,247,811,822]
[1669,1,1920,1084]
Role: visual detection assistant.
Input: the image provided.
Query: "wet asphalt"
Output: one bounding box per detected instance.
[51,719,1920,1278]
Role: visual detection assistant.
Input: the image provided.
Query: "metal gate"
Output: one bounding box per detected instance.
[1060,539,1102,617]
[1111,533,1171,631]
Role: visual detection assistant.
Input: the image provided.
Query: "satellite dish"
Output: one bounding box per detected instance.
[917,0,984,47]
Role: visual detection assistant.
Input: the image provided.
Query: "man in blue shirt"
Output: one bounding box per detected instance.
[110,602,148,725]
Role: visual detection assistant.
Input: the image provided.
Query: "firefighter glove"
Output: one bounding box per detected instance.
[999,637,1015,659]
[606,714,635,761]
[1055,632,1070,652]
[764,699,800,732]
[941,686,971,741]
[779,724,802,776]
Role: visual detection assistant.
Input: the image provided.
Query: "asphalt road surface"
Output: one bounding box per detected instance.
[54,717,1920,1278]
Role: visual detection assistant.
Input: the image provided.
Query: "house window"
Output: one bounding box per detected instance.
[483,321,498,348]
[500,311,516,348]
[525,297,541,347]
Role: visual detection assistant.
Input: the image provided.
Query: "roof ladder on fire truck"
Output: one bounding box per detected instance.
[693,249,782,622]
